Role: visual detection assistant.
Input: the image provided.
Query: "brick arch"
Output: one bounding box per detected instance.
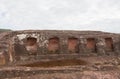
[105,38,114,52]
[68,37,79,53]
[86,38,96,52]
[48,37,60,53]
[25,37,38,55]
[26,37,37,46]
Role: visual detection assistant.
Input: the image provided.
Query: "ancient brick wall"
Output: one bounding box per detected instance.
[0,30,120,65]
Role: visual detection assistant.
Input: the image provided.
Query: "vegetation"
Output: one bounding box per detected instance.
[0,29,12,33]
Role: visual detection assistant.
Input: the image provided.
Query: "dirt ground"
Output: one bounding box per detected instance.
[1,65,120,79]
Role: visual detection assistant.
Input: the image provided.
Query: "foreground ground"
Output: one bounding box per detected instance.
[1,65,120,79]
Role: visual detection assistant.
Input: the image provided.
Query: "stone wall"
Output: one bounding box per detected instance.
[0,30,120,65]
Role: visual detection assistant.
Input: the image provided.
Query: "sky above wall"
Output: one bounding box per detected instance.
[0,0,120,33]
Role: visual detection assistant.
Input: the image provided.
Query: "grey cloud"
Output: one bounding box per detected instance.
[0,0,120,33]
[83,18,120,33]
[49,0,91,16]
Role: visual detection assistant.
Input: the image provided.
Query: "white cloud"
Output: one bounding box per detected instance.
[0,0,120,33]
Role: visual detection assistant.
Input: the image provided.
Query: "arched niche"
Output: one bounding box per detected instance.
[86,38,96,52]
[68,37,79,53]
[48,37,60,53]
[105,38,114,52]
[25,37,38,55]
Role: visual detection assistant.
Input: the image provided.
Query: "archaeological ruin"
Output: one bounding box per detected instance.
[0,30,120,66]
[0,30,120,78]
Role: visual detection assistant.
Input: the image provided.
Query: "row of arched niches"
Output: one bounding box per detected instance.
[12,32,120,57]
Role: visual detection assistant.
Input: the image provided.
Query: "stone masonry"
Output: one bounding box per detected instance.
[0,30,120,66]
[1,30,120,79]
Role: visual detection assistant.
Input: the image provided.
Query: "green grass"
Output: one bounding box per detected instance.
[0,29,12,33]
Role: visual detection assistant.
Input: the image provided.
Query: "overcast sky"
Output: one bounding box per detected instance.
[0,0,120,33]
